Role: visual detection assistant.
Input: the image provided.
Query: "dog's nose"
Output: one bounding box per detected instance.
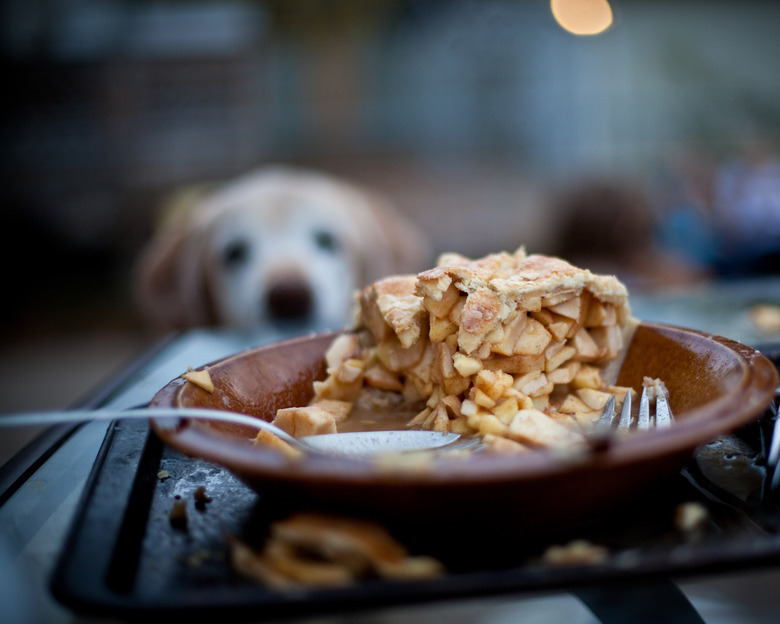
[266,280,313,321]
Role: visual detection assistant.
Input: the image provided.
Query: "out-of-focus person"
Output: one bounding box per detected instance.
[648,148,722,275]
[711,135,780,277]
[550,179,712,290]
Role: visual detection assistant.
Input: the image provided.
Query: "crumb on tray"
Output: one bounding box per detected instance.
[169,499,188,529]
[229,512,444,589]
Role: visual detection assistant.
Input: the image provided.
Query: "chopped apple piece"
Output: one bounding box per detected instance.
[429,315,457,342]
[324,333,361,370]
[484,434,529,454]
[532,308,555,325]
[364,364,404,392]
[493,396,520,423]
[547,295,582,320]
[491,312,529,356]
[558,393,591,415]
[440,394,463,417]
[547,316,575,342]
[571,327,602,361]
[571,364,605,390]
[453,352,483,377]
[274,406,337,438]
[518,373,553,397]
[254,430,304,459]
[508,409,585,448]
[557,395,602,427]
[546,345,576,372]
[182,368,214,393]
[482,353,545,374]
[457,326,484,356]
[475,369,513,401]
[546,360,581,384]
[422,283,461,318]
[590,324,623,360]
[585,301,617,327]
[576,388,612,410]
[336,359,364,384]
[428,404,450,432]
[513,317,553,356]
[309,399,353,422]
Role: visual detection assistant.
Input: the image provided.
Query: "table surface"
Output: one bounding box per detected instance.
[1,277,780,624]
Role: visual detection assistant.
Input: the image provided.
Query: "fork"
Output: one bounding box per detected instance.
[592,386,674,445]
[596,384,780,493]
[598,386,674,431]
[764,385,780,491]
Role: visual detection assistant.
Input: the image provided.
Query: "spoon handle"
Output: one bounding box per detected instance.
[0,409,473,456]
[0,408,301,446]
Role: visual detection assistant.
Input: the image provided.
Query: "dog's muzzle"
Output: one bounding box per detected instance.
[266,279,313,321]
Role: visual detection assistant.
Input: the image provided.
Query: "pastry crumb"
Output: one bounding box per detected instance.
[194,485,212,509]
[541,539,609,566]
[675,501,709,533]
[169,499,188,529]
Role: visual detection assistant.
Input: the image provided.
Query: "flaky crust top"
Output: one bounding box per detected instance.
[417,247,630,320]
[358,247,633,357]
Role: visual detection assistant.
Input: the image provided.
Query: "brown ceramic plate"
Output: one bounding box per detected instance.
[149,323,778,535]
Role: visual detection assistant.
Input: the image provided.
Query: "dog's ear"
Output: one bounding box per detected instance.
[133,191,218,329]
[351,191,434,286]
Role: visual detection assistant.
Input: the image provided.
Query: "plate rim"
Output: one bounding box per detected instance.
[149,322,779,488]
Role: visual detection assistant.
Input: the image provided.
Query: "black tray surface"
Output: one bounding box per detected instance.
[50,350,780,622]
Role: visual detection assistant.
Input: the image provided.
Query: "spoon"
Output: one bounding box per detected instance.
[0,408,470,456]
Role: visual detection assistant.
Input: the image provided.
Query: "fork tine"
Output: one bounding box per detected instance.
[769,424,780,491]
[637,386,651,430]
[768,420,780,473]
[598,394,616,428]
[655,395,674,428]
[618,390,633,429]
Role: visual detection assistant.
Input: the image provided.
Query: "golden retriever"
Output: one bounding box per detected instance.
[134,166,431,330]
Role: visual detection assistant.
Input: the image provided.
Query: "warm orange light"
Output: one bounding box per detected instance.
[551,0,613,36]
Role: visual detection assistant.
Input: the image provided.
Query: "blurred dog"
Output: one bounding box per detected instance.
[134,166,431,330]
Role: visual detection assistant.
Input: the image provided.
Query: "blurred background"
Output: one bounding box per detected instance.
[1,0,779,444]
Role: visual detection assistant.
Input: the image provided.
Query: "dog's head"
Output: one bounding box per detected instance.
[134,166,431,330]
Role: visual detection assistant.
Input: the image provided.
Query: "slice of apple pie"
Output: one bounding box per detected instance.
[289,247,640,452]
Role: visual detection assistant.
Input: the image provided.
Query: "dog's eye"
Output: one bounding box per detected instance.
[222,239,250,268]
[313,229,339,253]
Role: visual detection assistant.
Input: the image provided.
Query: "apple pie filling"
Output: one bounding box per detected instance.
[277,248,644,453]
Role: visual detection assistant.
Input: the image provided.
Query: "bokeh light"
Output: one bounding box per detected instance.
[551,0,614,35]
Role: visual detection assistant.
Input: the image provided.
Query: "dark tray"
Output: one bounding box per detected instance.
[50,349,780,623]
